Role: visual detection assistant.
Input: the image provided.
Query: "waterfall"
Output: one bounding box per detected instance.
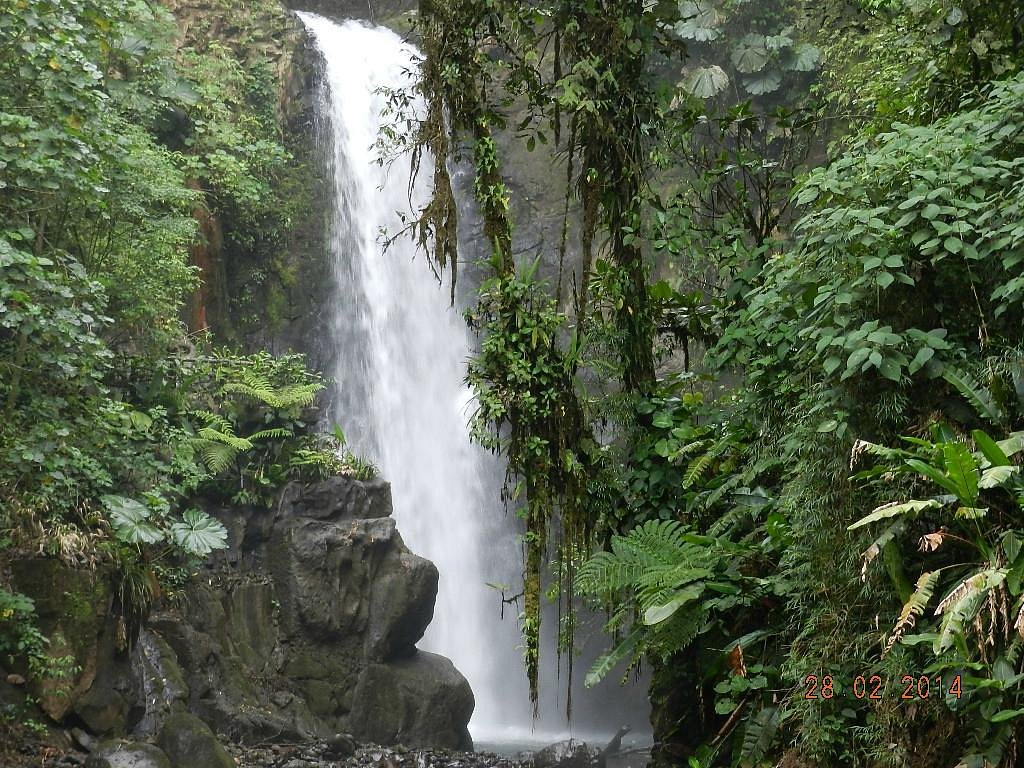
[298,12,651,746]
[297,13,530,738]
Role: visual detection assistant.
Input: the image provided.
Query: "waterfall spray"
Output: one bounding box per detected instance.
[297,13,530,738]
[298,12,650,745]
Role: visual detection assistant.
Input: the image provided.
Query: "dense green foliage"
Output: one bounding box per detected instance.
[412,0,1024,764]
[0,0,352,717]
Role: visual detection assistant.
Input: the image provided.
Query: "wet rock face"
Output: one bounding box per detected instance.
[350,652,475,751]
[8,558,110,722]
[531,740,599,768]
[10,476,473,753]
[179,476,472,748]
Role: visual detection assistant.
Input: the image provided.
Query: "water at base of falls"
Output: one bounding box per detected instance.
[298,11,650,744]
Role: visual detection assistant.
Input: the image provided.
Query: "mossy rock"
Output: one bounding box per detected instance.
[10,557,111,721]
[157,712,235,768]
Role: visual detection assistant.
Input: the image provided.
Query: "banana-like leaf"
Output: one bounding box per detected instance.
[980,465,1017,489]
[848,498,940,530]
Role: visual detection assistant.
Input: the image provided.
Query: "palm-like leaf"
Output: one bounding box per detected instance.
[171,509,229,556]
[102,495,165,545]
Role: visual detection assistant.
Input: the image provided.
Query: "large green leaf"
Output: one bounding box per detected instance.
[848,498,941,530]
[906,458,961,498]
[942,442,979,504]
[102,495,165,545]
[742,69,783,95]
[730,34,769,73]
[673,1,721,42]
[643,582,704,625]
[171,509,228,556]
[683,65,729,98]
[973,429,1011,467]
[783,43,821,72]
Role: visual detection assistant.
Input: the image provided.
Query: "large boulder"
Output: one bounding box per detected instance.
[273,516,437,658]
[532,740,599,768]
[157,712,235,768]
[279,476,393,521]
[84,741,171,768]
[350,651,475,751]
[13,476,473,752]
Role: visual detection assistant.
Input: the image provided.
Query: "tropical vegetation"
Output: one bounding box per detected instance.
[409,0,1024,765]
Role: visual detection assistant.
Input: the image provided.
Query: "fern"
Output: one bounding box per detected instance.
[885,570,940,655]
[221,370,322,409]
[584,624,643,687]
[195,441,237,474]
[576,551,644,595]
[683,433,735,489]
[943,367,1006,425]
[248,427,291,441]
[578,519,746,684]
[739,706,781,768]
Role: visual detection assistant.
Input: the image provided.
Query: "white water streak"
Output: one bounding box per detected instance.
[297,13,530,737]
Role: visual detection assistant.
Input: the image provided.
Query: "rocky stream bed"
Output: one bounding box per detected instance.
[1,729,649,768]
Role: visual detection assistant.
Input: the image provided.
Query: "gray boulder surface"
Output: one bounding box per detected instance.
[84,741,172,768]
[350,652,475,750]
[11,476,473,752]
[157,712,235,768]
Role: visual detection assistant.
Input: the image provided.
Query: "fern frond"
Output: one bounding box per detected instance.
[943,367,1005,425]
[197,426,253,451]
[885,570,939,655]
[702,473,746,516]
[222,370,322,409]
[650,606,704,653]
[740,706,781,768]
[584,625,643,688]
[576,551,645,595]
[192,439,238,474]
[249,427,292,441]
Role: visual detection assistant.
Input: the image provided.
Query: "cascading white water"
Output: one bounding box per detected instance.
[299,12,652,747]
[297,13,532,738]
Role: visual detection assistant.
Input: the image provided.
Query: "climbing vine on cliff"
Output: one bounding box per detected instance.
[411,0,696,710]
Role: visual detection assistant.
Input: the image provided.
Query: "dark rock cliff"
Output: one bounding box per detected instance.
[8,476,474,753]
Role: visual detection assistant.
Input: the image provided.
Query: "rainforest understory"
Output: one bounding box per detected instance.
[4,0,1024,767]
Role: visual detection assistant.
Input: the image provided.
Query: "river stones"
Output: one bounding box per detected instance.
[84,741,171,768]
[531,740,599,768]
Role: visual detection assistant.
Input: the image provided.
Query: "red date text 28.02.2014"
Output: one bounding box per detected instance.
[803,674,963,700]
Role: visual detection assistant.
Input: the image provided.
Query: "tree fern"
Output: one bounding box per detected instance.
[190,412,252,473]
[576,550,645,595]
[221,369,322,409]
[578,519,745,684]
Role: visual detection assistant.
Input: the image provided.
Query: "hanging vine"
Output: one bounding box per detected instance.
[411,0,684,711]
